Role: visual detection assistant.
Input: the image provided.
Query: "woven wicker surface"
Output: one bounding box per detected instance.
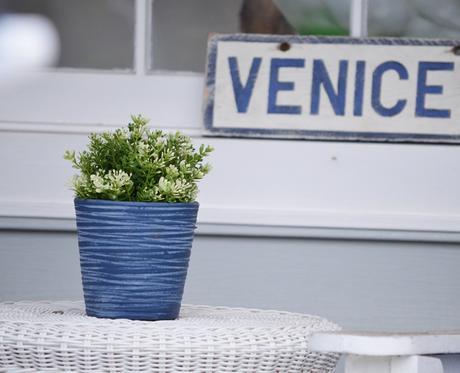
[0,301,340,372]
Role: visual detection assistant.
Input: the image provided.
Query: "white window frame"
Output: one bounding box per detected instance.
[1,0,459,242]
[350,0,368,38]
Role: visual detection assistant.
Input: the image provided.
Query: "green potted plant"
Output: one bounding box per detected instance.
[64,115,213,320]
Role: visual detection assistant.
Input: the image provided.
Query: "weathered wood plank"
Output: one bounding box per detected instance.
[205,34,460,143]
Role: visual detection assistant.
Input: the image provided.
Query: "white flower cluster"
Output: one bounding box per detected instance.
[137,141,150,157]
[91,170,133,193]
[73,170,133,200]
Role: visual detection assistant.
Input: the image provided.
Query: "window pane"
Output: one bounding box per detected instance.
[356,0,460,38]
[151,0,349,73]
[277,0,349,36]
[1,0,135,69]
[286,0,460,38]
[152,0,241,73]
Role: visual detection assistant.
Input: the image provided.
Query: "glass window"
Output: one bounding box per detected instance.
[284,0,460,38]
[151,0,350,73]
[0,0,135,69]
[277,0,349,36]
[151,0,241,73]
[324,0,460,38]
[387,0,460,38]
[366,0,460,38]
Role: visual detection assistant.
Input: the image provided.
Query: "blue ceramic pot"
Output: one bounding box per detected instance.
[74,198,199,320]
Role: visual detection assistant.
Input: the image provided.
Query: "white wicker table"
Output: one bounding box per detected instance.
[0,301,340,373]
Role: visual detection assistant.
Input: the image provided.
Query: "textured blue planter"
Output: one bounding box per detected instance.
[74,198,199,320]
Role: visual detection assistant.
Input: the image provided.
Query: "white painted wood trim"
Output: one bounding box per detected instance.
[0,71,204,127]
[4,216,460,242]
[350,0,368,37]
[1,200,460,237]
[200,205,460,233]
[0,121,203,136]
[134,0,151,74]
[1,122,460,240]
[310,331,460,356]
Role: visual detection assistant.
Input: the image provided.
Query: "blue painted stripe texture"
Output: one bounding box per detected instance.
[74,199,198,320]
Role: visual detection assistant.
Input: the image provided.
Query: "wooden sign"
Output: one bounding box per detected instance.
[204,34,460,143]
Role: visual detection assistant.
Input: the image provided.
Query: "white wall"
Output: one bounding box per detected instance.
[1,230,460,333]
[1,71,459,334]
[1,125,460,240]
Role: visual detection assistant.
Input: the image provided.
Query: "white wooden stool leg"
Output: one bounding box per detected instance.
[345,355,444,373]
[345,355,391,373]
[392,356,444,373]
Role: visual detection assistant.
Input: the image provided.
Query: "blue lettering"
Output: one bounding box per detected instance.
[353,61,366,117]
[311,59,348,116]
[228,56,262,113]
[268,58,305,114]
[416,61,454,118]
[372,61,408,117]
